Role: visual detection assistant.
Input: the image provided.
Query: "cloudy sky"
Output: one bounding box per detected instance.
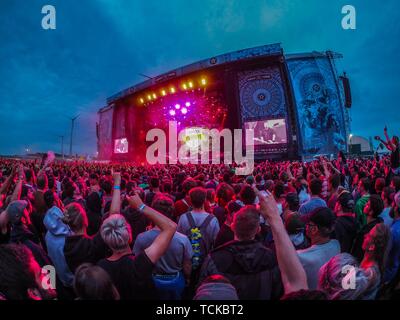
[0,0,399,155]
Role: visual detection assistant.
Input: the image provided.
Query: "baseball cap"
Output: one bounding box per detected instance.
[5,200,28,224]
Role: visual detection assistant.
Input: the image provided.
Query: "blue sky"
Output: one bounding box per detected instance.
[0,0,399,155]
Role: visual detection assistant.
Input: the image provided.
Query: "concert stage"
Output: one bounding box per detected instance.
[97,44,351,163]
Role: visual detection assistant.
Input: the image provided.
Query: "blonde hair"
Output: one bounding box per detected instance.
[100,214,132,252]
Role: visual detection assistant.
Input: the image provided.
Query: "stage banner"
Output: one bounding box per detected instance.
[287,57,347,157]
[238,66,287,122]
[98,107,113,160]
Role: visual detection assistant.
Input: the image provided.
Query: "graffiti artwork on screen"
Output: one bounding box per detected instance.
[287,58,347,156]
[244,119,287,146]
[299,81,346,154]
[114,138,128,154]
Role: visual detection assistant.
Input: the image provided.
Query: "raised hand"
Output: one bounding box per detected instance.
[254,187,280,222]
[111,168,121,186]
[127,192,144,210]
[18,164,25,181]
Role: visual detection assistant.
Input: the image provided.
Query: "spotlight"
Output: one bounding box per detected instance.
[185,102,191,107]
[201,78,207,85]
[161,90,166,96]
[175,104,181,109]
[147,94,152,101]
[182,83,187,90]
[188,81,193,88]
[181,107,188,114]
[170,87,176,93]
[152,93,157,99]
[169,110,176,116]
[139,98,144,104]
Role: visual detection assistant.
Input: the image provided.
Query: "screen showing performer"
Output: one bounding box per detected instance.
[244,118,287,145]
[114,138,129,153]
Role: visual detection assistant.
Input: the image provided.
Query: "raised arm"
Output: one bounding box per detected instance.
[286,163,294,181]
[128,193,176,264]
[328,161,341,175]
[109,170,121,215]
[384,126,396,151]
[10,165,25,202]
[322,159,330,180]
[0,165,16,195]
[255,188,308,294]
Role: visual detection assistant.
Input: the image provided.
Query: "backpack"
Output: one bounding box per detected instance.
[185,212,214,270]
[181,198,193,212]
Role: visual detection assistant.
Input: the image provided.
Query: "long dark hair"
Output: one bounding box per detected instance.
[0,244,39,300]
[74,263,120,300]
[370,223,391,275]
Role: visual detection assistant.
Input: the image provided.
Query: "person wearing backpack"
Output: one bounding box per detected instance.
[177,187,220,293]
[199,205,283,300]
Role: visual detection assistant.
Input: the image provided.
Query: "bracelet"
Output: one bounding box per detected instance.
[138,204,146,212]
[113,185,121,190]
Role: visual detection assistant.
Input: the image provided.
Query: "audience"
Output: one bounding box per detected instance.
[0,144,400,300]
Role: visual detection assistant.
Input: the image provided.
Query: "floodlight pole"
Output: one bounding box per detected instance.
[69,114,80,157]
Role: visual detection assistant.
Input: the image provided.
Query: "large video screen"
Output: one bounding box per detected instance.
[244,118,287,146]
[114,138,128,154]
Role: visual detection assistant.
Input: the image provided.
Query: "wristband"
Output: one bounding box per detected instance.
[138,204,146,212]
[114,185,121,190]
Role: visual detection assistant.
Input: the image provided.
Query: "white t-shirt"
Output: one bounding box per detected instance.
[297,239,341,289]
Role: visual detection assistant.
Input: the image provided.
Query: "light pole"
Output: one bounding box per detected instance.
[349,133,353,154]
[58,135,64,159]
[69,114,80,157]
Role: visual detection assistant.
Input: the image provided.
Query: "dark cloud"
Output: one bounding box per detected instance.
[0,0,399,155]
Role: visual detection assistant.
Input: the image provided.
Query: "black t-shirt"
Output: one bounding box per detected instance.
[97,253,157,300]
[214,223,234,248]
[212,205,226,227]
[64,232,108,273]
[333,216,358,253]
[391,148,400,169]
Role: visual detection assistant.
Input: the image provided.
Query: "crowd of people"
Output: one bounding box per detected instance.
[0,128,399,300]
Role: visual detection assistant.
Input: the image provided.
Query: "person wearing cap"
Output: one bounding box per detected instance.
[4,200,51,268]
[297,207,340,290]
[384,192,400,283]
[332,190,358,253]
